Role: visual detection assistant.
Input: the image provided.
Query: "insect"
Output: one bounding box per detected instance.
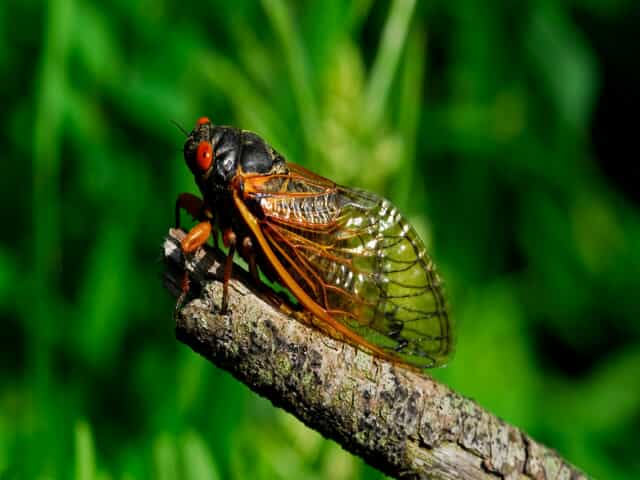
[175,117,454,370]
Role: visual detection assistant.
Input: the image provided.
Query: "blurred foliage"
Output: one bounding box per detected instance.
[1,0,639,478]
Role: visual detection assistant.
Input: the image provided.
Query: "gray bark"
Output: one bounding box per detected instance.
[163,229,588,480]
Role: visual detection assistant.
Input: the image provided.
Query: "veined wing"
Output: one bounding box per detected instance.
[241,164,454,369]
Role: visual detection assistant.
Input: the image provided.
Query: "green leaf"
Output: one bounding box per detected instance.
[526,3,597,129]
[153,434,178,480]
[364,0,416,126]
[74,421,96,480]
[180,431,220,480]
[260,0,318,149]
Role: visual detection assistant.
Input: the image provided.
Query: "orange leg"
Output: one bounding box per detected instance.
[175,192,204,228]
[181,221,212,253]
[221,229,237,313]
[175,221,212,317]
[241,236,259,282]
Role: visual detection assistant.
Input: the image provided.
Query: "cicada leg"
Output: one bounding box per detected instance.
[175,192,204,229]
[181,222,212,253]
[221,228,237,313]
[174,221,212,318]
[241,236,259,282]
[238,235,290,308]
[174,193,220,317]
[174,271,191,318]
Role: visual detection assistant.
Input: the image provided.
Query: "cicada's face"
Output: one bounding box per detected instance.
[183,117,286,196]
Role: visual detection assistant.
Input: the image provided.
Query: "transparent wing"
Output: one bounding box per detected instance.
[243,163,454,368]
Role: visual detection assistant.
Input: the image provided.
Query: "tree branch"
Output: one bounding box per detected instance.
[163,229,588,480]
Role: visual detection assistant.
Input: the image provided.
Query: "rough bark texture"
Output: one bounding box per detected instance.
[163,229,589,480]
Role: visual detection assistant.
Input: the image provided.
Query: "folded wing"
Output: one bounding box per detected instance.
[243,163,454,368]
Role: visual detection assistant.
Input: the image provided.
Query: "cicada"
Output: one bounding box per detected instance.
[175,117,454,370]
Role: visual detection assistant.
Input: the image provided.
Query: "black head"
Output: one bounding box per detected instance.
[183,117,285,192]
[183,117,236,186]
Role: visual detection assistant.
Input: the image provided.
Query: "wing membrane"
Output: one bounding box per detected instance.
[242,163,454,368]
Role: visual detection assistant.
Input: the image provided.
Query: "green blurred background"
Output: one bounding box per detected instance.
[2,0,639,478]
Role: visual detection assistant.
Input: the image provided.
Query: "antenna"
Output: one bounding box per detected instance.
[170,119,189,136]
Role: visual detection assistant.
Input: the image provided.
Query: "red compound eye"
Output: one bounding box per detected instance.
[196,141,213,171]
[196,116,210,127]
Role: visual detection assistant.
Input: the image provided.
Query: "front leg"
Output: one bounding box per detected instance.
[181,221,212,254]
[175,192,204,229]
[174,221,212,318]
[176,192,219,248]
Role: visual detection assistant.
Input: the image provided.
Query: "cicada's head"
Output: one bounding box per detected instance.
[183,117,286,195]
